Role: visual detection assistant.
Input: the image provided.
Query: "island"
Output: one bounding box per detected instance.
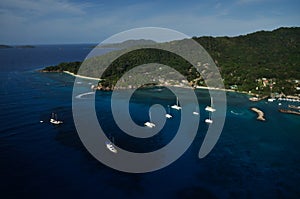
[0,44,35,49]
[41,27,300,96]
[0,44,13,49]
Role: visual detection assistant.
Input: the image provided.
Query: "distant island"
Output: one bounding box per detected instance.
[0,45,13,48]
[41,27,300,96]
[0,44,35,49]
[15,45,35,48]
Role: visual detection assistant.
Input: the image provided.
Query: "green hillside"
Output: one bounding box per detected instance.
[42,27,300,95]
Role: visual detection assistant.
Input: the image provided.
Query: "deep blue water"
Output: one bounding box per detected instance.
[0,45,299,199]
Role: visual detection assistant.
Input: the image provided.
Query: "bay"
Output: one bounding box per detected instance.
[0,45,299,199]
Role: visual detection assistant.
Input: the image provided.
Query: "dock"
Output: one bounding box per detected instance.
[251,108,266,121]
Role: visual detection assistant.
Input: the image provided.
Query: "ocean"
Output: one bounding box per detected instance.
[0,45,299,199]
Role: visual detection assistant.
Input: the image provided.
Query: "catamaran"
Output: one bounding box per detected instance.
[50,113,63,124]
[205,97,216,112]
[171,97,181,110]
[144,110,156,128]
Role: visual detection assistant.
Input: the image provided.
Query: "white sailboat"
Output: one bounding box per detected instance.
[193,105,199,115]
[205,111,213,124]
[106,137,117,153]
[205,97,216,112]
[171,97,181,110]
[50,113,63,124]
[165,105,172,118]
[144,110,156,128]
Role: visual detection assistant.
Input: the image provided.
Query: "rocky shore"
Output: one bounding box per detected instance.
[251,108,266,121]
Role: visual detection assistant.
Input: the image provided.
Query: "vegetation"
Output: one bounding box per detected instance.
[42,27,300,95]
[42,61,81,74]
[194,27,300,94]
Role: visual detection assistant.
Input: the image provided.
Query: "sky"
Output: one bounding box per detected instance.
[0,0,299,44]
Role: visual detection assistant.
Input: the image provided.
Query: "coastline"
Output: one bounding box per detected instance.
[62,70,252,95]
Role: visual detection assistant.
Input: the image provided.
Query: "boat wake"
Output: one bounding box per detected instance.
[230,110,244,115]
[75,92,95,99]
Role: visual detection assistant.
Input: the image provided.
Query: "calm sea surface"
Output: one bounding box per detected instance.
[0,45,299,199]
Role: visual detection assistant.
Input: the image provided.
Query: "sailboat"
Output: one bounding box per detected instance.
[205,97,216,112]
[106,137,117,153]
[205,111,213,124]
[171,97,181,110]
[165,105,172,118]
[193,105,199,115]
[144,110,156,128]
[50,113,63,124]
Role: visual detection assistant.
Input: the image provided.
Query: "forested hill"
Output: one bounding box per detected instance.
[42,27,300,94]
[194,27,299,81]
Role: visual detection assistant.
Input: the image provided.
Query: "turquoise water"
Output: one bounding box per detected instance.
[0,46,299,199]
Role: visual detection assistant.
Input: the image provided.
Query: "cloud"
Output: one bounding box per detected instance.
[236,0,273,5]
[0,0,299,44]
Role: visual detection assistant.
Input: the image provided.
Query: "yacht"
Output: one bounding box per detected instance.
[193,106,199,115]
[193,111,199,115]
[171,97,181,110]
[50,113,63,124]
[106,141,117,153]
[205,118,213,124]
[165,105,172,118]
[205,97,216,112]
[205,111,213,124]
[144,110,156,128]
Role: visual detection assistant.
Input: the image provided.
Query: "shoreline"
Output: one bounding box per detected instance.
[62,70,252,95]
[47,70,264,97]
[195,86,250,95]
[63,70,250,95]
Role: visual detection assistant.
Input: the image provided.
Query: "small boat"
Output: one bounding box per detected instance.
[268,98,276,102]
[106,141,117,153]
[165,105,172,118]
[144,122,156,128]
[205,97,216,112]
[50,113,63,124]
[193,106,199,115]
[205,111,213,124]
[171,97,181,110]
[205,99,213,123]
[165,114,172,118]
[205,118,213,124]
[193,111,199,115]
[144,110,156,128]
